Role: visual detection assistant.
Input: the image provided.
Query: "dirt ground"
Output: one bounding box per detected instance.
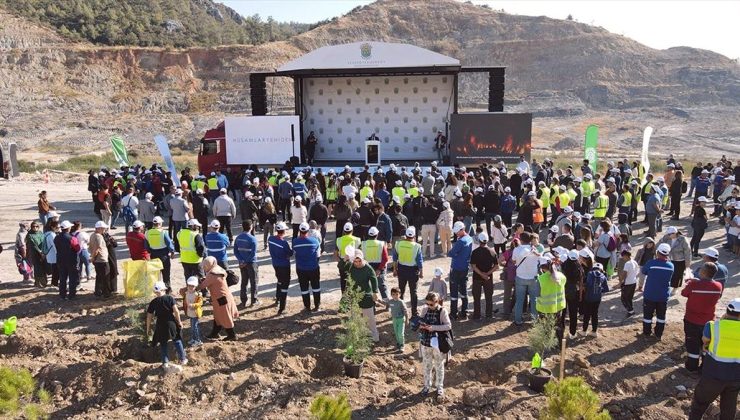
[0,178,737,419]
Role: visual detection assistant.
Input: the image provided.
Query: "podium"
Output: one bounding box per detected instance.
[365,140,380,166]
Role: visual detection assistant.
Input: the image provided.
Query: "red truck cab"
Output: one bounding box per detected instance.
[198,122,227,175]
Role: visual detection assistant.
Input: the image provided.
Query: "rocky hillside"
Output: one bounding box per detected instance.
[0,0,738,154]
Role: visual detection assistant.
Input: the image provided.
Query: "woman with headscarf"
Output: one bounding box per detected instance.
[26,221,47,287]
[15,222,32,283]
[199,256,239,341]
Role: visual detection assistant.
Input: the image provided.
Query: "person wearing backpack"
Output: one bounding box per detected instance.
[120,187,140,233]
[419,291,452,399]
[581,262,609,337]
[595,221,616,275]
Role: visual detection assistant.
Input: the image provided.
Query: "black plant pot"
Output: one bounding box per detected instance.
[528,368,552,392]
[343,358,364,378]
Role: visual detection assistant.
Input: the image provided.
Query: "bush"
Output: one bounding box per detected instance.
[309,394,351,420]
[541,377,611,420]
[0,367,48,419]
[528,313,558,370]
[125,298,151,342]
[336,275,372,364]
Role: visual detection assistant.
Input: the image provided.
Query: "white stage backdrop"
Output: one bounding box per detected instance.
[302,75,454,161]
[225,115,299,165]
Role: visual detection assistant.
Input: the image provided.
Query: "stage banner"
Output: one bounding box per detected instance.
[584,125,598,173]
[449,113,532,165]
[110,135,129,167]
[154,134,180,186]
[225,115,299,165]
[641,126,653,182]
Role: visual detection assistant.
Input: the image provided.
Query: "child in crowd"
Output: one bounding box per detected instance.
[427,267,449,305]
[146,281,187,368]
[615,233,632,276]
[635,238,656,291]
[308,220,323,257]
[582,262,609,337]
[547,225,559,249]
[490,215,509,255]
[387,287,409,353]
[511,223,524,241]
[617,213,632,238]
[618,250,639,317]
[181,276,203,346]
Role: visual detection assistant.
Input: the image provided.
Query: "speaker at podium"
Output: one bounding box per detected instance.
[365,133,380,166]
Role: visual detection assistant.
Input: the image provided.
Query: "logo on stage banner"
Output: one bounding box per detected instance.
[584,125,599,173]
[360,43,372,59]
[154,134,180,186]
[110,135,129,167]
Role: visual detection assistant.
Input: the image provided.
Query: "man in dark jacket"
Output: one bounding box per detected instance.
[308,197,329,252]
[483,186,501,236]
[191,189,210,229]
[54,220,81,300]
[240,192,259,227]
[373,203,393,244]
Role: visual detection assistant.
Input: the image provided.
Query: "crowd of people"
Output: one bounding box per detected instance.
[12,153,739,412]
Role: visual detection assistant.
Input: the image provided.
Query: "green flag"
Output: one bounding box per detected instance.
[584,125,598,173]
[110,135,129,166]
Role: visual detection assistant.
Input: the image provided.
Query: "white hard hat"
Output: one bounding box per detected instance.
[187,219,201,227]
[405,226,416,237]
[368,226,379,237]
[153,281,167,293]
[728,298,740,313]
[132,220,145,228]
[434,267,444,277]
[145,192,153,199]
[95,221,108,229]
[60,220,72,229]
[452,221,466,233]
[701,247,719,259]
[343,222,354,232]
[478,232,489,242]
[593,262,604,270]
[209,220,221,229]
[666,226,678,234]
[657,243,671,255]
[568,250,579,260]
[275,222,288,231]
[299,222,310,232]
[186,276,199,286]
[153,216,164,224]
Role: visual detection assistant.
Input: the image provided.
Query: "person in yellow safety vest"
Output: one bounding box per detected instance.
[549,181,560,215]
[567,184,577,202]
[393,226,424,317]
[268,173,278,187]
[335,222,361,293]
[581,174,595,213]
[617,184,632,217]
[593,189,609,221]
[145,216,175,292]
[392,180,406,206]
[536,256,567,339]
[538,181,551,225]
[688,298,740,420]
[361,226,389,302]
[207,172,219,203]
[178,219,205,280]
[408,180,420,198]
[360,181,374,202]
[555,185,570,214]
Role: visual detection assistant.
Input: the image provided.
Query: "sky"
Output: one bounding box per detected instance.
[220,0,740,59]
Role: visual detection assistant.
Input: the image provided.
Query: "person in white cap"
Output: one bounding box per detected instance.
[393,226,424,316]
[470,232,498,319]
[180,276,204,346]
[206,172,220,203]
[644,183,663,238]
[293,222,322,312]
[581,261,609,337]
[680,262,724,372]
[448,221,473,320]
[268,222,294,314]
[54,220,81,300]
[204,219,229,271]
[170,188,190,238]
[120,186,139,232]
[146,216,175,292]
[290,195,308,238]
[640,242,674,340]
[234,220,259,307]
[335,222,361,293]
[138,192,157,229]
[500,186,516,227]
[240,191,259,229]
[178,219,205,280]
[361,226,390,302]
[126,220,151,261]
[89,221,111,298]
[349,249,380,342]
[692,247,728,292]
[687,297,740,420]
[658,226,692,292]
[146,281,187,368]
[212,188,236,242]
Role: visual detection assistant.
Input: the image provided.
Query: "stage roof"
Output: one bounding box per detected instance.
[275,41,461,76]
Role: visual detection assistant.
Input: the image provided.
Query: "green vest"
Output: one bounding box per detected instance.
[336,235,360,258]
[360,186,373,201]
[207,177,218,190]
[536,272,566,313]
[549,187,559,205]
[621,191,632,207]
[408,187,420,198]
[326,185,338,201]
[567,188,577,202]
[268,175,277,187]
[145,228,165,249]
[394,240,421,266]
[539,186,551,208]
[392,187,406,206]
[190,179,198,191]
[558,192,570,208]
[581,181,594,197]
[362,239,384,263]
[706,319,740,364]
[594,195,609,218]
[177,229,201,264]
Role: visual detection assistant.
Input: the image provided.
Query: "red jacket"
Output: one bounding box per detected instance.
[126,232,150,261]
[681,278,723,325]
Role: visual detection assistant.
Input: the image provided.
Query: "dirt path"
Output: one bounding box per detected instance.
[0,179,737,419]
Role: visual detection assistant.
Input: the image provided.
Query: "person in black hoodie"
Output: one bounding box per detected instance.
[509,169,523,209]
[54,221,81,300]
[483,185,501,237]
[561,250,585,339]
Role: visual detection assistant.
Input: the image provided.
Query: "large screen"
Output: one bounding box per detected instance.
[225,115,299,165]
[302,75,454,161]
[449,113,532,165]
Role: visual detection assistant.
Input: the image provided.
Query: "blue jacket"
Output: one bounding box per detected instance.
[233,232,257,264]
[217,174,229,189]
[641,258,674,302]
[292,182,306,199]
[448,234,473,271]
[375,189,390,208]
[376,212,393,243]
[293,235,320,271]
[584,269,609,302]
[278,182,293,200]
[695,178,711,196]
[268,235,293,267]
[501,194,516,214]
[205,231,230,262]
